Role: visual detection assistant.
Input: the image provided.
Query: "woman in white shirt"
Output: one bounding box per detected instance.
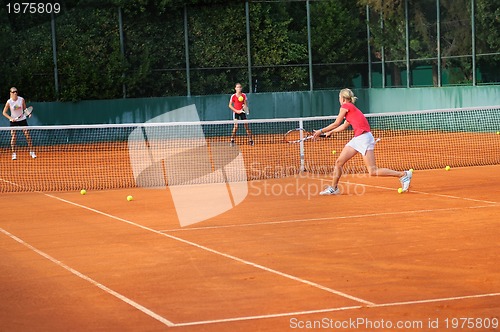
[2,87,36,160]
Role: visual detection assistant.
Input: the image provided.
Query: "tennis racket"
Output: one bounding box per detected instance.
[12,106,33,121]
[242,104,250,115]
[284,128,325,143]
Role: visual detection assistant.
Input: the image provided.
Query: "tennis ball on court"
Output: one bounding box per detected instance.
[80,189,87,195]
[127,195,134,201]
[409,168,414,173]
[497,131,500,135]
[445,165,451,171]
[397,188,403,194]
[331,150,336,155]
[238,96,244,102]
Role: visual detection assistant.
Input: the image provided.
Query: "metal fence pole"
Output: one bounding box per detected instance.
[380,13,385,88]
[306,0,313,91]
[245,1,253,93]
[51,13,59,99]
[436,0,441,87]
[366,5,372,88]
[471,0,476,86]
[184,5,191,97]
[118,7,126,98]
[405,0,410,88]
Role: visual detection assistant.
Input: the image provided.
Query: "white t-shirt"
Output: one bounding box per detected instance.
[7,97,25,121]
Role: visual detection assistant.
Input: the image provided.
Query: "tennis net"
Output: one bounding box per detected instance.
[0,106,498,193]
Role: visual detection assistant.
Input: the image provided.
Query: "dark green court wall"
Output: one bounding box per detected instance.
[5,86,499,126]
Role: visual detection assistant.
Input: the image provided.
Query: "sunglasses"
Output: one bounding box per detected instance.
[10,91,18,93]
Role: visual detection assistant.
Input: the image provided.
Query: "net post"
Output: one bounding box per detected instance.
[299,119,305,172]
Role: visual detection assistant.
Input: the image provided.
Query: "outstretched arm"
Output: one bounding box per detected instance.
[313,107,348,138]
[324,120,350,136]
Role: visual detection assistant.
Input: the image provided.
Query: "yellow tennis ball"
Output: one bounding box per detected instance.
[238,96,244,102]
[331,150,336,155]
[445,165,451,171]
[127,195,134,201]
[397,188,403,194]
[80,189,87,195]
[497,131,500,135]
[409,168,414,173]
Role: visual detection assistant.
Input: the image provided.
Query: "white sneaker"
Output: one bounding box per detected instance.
[12,152,16,160]
[320,186,340,195]
[399,170,413,192]
[30,151,37,159]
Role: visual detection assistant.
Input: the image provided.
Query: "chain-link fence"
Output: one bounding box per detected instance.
[1,0,498,101]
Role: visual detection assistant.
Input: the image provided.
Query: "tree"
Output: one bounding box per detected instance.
[358,0,499,86]
[474,0,500,83]
[1,0,497,101]
[309,0,367,89]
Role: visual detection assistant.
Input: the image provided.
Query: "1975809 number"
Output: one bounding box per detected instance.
[444,317,499,329]
[6,3,61,14]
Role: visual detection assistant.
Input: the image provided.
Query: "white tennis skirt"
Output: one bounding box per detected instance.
[346,132,376,155]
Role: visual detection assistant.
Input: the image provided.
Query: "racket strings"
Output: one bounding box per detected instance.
[285,129,312,143]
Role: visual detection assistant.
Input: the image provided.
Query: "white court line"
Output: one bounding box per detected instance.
[160,174,498,232]
[323,178,499,205]
[174,305,364,327]
[161,205,497,232]
[173,292,500,327]
[356,183,498,204]
[371,292,500,309]
[41,193,375,307]
[406,189,498,204]
[3,177,498,328]
[2,178,372,308]
[0,227,175,328]
[5,216,498,329]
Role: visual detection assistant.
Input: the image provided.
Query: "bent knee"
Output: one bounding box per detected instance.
[334,158,346,168]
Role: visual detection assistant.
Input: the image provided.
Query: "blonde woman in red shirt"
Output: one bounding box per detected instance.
[313,88,412,195]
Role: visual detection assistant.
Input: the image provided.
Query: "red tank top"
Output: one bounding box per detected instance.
[341,102,371,137]
[230,93,246,111]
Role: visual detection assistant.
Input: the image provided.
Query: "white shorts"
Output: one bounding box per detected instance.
[346,132,376,155]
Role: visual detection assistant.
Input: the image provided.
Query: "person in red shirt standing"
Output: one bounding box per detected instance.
[229,83,253,146]
[313,88,412,195]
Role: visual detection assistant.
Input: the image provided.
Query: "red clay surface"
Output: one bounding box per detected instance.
[1,165,499,331]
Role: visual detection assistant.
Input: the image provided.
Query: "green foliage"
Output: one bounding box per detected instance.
[0,18,55,100]
[247,2,309,92]
[309,0,366,88]
[360,0,500,86]
[0,0,498,101]
[120,6,186,97]
[54,7,126,100]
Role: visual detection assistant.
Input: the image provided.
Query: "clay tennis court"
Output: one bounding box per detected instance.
[1,140,499,332]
